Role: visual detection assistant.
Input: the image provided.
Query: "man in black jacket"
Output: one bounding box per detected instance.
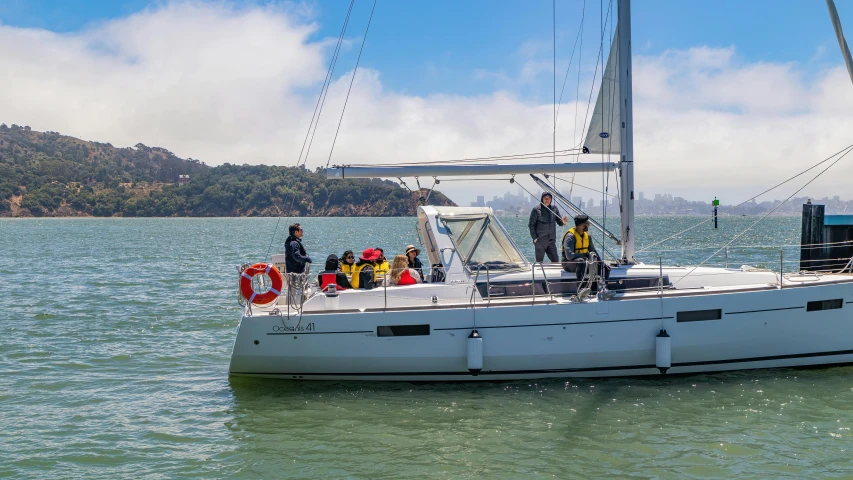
[284,223,312,274]
[528,192,568,263]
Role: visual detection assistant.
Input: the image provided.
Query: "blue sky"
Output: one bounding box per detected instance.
[2,0,853,204]
[2,0,850,101]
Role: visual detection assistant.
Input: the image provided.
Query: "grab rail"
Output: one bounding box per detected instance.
[471,263,491,307]
[532,262,553,304]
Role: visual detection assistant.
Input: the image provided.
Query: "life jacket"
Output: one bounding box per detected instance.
[374,260,390,279]
[320,272,346,291]
[351,263,375,289]
[398,270,417,286]
[340,263,354,275]
[561,227,589,259]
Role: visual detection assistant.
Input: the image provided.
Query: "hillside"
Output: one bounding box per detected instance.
[0,124,455,217]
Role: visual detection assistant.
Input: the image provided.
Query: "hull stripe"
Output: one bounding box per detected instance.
[432,316,674,331]
[726,306,804,315]
[231,348,853,377]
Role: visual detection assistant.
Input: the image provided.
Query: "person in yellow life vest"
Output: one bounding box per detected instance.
[373,247,390,280]
[339,250,355,278]
[561,214,603,280]
[351,248,380,289]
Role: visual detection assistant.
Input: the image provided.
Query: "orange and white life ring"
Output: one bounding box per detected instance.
[240,263,283,305]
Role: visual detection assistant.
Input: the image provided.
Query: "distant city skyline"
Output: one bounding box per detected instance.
[468,187,852,216]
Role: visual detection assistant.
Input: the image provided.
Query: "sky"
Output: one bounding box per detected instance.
[1,0,853,206]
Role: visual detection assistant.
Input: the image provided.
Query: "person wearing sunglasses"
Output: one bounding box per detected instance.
[284,223,312,274]
[339,250,356,278]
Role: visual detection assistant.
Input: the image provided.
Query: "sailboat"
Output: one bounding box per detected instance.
[228,0,853,381]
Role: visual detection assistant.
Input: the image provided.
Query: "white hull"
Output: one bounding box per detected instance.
[230,272,853,381]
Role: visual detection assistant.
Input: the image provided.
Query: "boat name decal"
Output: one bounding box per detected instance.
[599,132,610,138]
[272,322,315,333]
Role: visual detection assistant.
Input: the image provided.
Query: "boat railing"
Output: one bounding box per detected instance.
[532,262,553,304]
[470,263,491,307]
[639,241,853,275]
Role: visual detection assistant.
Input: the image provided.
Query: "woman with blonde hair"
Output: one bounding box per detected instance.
[384,254,422,286]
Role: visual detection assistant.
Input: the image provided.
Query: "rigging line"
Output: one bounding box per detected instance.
[577,0,613,150]
[636,143,853,253]
[345,149,583,166]
[568,0,612,199]
[266,0,355,259]
[432,178,514,182]
[515,177,620,254]
[551,174,617,197]
[553,0,556,168]
[326,0,377,169]
[301,2,356,168]
[295,0,355,168]
[555,0,586,121]
[572,0,586,151]
[674,146,853,285]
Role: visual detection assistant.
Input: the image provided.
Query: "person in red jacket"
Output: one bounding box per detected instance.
[383,255,422,286]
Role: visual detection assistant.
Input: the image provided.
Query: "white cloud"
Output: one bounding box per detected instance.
[1,1,853,206]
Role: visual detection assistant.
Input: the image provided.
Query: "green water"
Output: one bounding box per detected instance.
[2,216,852,479]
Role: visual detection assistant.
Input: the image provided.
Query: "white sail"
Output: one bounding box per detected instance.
[583,29,621,155]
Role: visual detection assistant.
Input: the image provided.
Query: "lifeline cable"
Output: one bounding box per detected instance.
[636,143,853,254]
[674,145,853,284]
[326,0,378,168]
[265,0,356,259]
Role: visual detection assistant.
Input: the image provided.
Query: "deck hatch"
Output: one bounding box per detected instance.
[377,324,431,337]
[806,299,843,312]
[677,309,722,322]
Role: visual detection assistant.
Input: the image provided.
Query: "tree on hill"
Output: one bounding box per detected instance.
[0,126,455,217]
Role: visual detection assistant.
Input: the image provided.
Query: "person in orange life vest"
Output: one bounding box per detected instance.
[317,254,352,291]
[383,255,422,286]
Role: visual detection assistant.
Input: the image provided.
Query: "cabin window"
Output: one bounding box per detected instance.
[677,309,722,322]
[377,325,430,337]
[806,299,843,312]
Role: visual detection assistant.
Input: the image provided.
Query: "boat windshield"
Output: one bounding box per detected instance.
[441,215,527,270]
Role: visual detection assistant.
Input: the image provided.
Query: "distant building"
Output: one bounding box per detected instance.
[178,175,190,184]
[588,198,595,208]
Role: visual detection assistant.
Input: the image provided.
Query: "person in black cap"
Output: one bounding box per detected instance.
[528,192,568,263]
[561,214,605,280]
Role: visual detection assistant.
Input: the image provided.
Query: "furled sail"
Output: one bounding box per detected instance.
[583,29,621,155]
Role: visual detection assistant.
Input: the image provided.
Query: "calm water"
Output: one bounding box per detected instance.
[2,216,853,479]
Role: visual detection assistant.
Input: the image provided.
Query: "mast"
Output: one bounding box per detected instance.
[617,0,636,263]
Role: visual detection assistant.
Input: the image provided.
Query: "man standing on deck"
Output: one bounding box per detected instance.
[528,192,568,263]
[284,223,312,274]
